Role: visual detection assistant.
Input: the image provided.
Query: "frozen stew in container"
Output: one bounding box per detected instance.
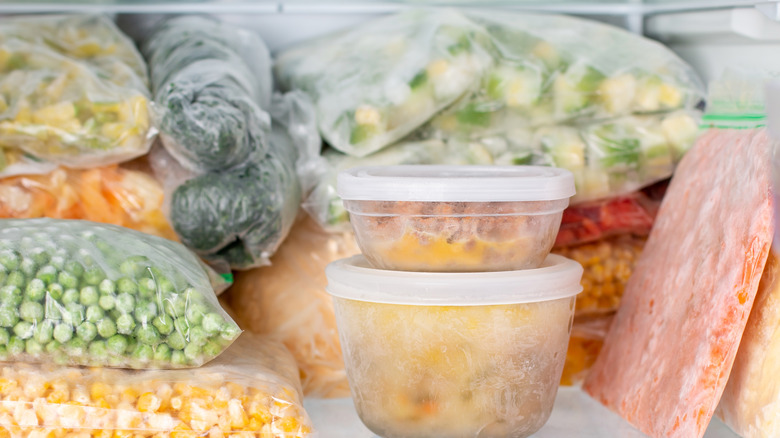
[337,165,575,272]
[326,254,583,438]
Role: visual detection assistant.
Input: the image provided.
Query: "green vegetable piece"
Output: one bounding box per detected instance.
[0,327,9,345]
[5,271,24,288]
[77,321,97,342]
[137,277,156,298]
[171,350,187,366]
[409,70,428,90]
[97,318,116,339]
[163,296,186,318]
[0,250,20,271]
[0,271,5,286]
[13,321,33,339]
[456,103,492,127]
[134,300,158,324]
[116,314,135,335]
[64,260,84,278]
[106,334,128,355]
[44,340,60,354]
[166,331,186,351]
[44,297,62,321]
[202,340,221,358]
[53,323,73,343]
[0,345,7,359]
[62,288,80,305]
[0,285,20,303]
[63,303,85,326]
[119,256,150,278]
[58,271,79,290]
[157,276,175,295]
[85,305,104,323]
[49,255,66,270]
[0,306,19,327]
[25,278,45,302]
[185,303,207,326]
[20,301,44,323]
[33,320,53,344]
[28,248,49,267]
[47,283,64,301]
[115,293,135,314]
[350,124,379,146]
[221,323,241,341]
[99,278,117,296]
[66,337,87,356]
[89,340,108,359]
[98,294,115,311]
[20,258,37,278]
[188,325,208,347]
[135,325,159,345]
[183,342,201,362]
[25,339,43,356]
[201,313,224,335]
[83,266,105,286]
[80,286,99,306]
[35,265,57,285]
[133,344,154,362]
[7,336,24,355]
[153,314,174,336]
[153,343,171,362]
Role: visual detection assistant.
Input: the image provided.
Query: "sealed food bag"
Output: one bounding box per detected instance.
[553,235,646,315]
[0,218,241,368]
[275,8,493,157]
[228,216,361,398]
[560,314,613,386]
[0,15,154,177]
[0,164,177,242]
[426,9,704,137]
[0,333,315,437]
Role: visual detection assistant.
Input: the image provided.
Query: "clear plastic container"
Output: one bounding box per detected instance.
[325,254,583,438]
[337,165,575,272]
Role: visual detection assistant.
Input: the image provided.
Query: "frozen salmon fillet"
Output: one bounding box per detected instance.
[583,128,775,438]
[717,251,780,438]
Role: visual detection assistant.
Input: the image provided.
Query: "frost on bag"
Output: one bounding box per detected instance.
[0,333,314,437]
[228,216,360,398]
[305,111,697,229]
[275,8,493,157]
[0,218,240,369]
[0,15,154,177]
[425,10,704,137]
[146,18,314,270]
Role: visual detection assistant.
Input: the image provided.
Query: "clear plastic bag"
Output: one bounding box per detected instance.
[275,8,494,157]
[0,15,154,177]
[560,314,613,387]
[0,218,240,369]
[0,333,314,437]
[227,215,361,398]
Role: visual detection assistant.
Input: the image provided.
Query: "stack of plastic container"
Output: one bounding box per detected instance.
[326,165,584,438]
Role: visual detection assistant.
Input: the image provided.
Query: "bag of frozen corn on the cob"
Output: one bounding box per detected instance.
[0,15,154,177]
[0,218,240,369]
[0,333,315,437]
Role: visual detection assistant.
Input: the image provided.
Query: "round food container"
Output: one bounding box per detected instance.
[326,254,583,438]
[337,165,575,272]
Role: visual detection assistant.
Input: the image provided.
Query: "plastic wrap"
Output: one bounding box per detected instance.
[275,8,493,157]
[227,216,360,398]
[305,111,695,230]
[0,15,154,177]
[0,218,240,369]
[560,314,613,387]
[146,18,315,270]
[553,235,646,315]
[0,333,314,437]
[423,9,704,136]
[0,164,176,242]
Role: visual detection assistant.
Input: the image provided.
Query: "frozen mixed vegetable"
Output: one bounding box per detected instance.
[275,8,493,157]
[0,333,314,437]
[0,218,240,368]
[0,15,154,177]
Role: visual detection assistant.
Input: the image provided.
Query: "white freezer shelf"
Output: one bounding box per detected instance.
[304,387,740,438]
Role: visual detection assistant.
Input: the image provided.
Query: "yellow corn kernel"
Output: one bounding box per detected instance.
[659,83,682,108]
[137,392,161,413]
[90,382,110,401]
[228,399,248,428]
[278,417,300,433]
[426,59,449,78]
[46,389,68,404]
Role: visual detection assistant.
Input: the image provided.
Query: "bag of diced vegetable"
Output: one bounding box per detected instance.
[0,15,155,177]
[0,218,241,369]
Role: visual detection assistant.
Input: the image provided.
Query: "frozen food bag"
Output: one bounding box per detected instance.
[227,215,361,398]
[425,9,704,137]
[553,235,646,315]
[275,8,493,157]
[0,333,314,437]
[561,314,613,387]
[583,121,774,438]
[0,218,241,369]
[0,164,177,242]
[0,15,154,177]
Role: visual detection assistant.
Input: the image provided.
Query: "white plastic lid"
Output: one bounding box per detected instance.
[337,165,576,202]
[325,254,583,306]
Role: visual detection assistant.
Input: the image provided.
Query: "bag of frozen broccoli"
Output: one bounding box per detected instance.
[275,8,494,157]
[0,218,241,369]
[0,15,155,177]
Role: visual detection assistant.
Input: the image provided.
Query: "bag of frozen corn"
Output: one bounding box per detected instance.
[0,218,240,369]
[0,15,154,177]
[0,333,314,437]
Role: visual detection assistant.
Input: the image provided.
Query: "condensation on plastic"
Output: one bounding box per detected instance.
[304,111,697,230]
[0,15,155,177]
[0,218,241,369]
[421,9,705,137]
[560,314,613,387]
[275,8,494,158]
[227,215,360,398]
[0,333,315,437]
[333,295,575,438]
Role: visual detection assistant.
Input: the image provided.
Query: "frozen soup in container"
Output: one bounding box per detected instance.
[337,165,575,272]
[326,254,584,438]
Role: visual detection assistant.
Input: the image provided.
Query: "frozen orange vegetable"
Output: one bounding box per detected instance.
[0,333,314,437]
[560,314,612,386]
[0,163,176,241]
[584,128,774,438]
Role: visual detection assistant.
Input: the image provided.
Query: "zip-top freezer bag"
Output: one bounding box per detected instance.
[275,8,493,157]
[0,15,154,177]
[0,218,240,369]
[0,333,314,437]
[424,9,704,138]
